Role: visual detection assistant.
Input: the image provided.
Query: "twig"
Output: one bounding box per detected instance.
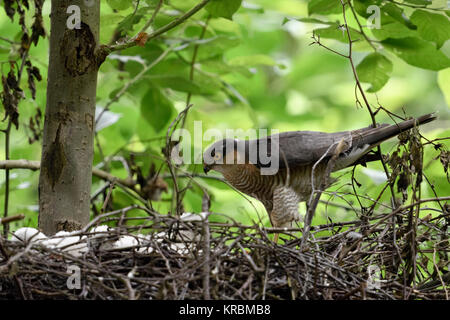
[164,104,193,215]
[181,15,211,129]
[0,214,25,225]
[176,16,211,208]
[202,214,211,299]
[388,0,446,11]
[100,0,211,56]
[0,160,136,188]
[2,121,12,238]
[339,0,398,211]
[138,0,164,38]
[347,0,377,51]
[2,49,29,238]
[302,138,348,248]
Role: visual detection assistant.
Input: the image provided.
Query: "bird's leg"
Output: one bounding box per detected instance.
[270,220,295,297]
[270,186,301,244]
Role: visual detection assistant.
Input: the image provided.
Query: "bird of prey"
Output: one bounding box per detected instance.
[202,113,436,241]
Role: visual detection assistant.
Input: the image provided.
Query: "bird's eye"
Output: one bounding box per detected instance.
[214,153,222,161]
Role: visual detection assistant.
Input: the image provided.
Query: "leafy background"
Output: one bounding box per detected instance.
[0,0,449,233]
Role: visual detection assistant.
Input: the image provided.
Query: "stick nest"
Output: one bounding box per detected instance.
[1,204,449,300]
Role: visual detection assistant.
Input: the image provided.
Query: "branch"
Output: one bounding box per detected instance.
[138,0,164,39]
[388,0,446,11]
[164,104,194,215]
[339,0,398,209]
[0,214,25,225]
[0,160,135,189]
[3,50,29,237]
[181,15,211,129]
[98,0,211,58]
[347,0,377,51]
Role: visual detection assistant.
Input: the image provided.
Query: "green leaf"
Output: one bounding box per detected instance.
[136,116,157,142]
[209,17,241,35]
[206,0,242,20]
[404,0,431,4]
[201,58,253,77]
[141,87,174,132]
[308,0,341,15]
[145,58,189,77]
[184,25,212,38]
[381,3,416,29]
[372,16,417,40]
[313,25,362,43]
[117,13,144,33]
[355,2,416,40]
[193,73,223,95]
[284,17,335,26]
[147,75,204,94]
[228,54,276,67]
[106,0,132,11]
[410,10,450,48]
[98,125,128,156]
[143,0,163,8]
[122,43,165,64]
[381,37,450,71]
[437,68,450,107]
[194,36,241,61]
[108,105,139,141]
[353,0,382,18]
[356,53,393,92]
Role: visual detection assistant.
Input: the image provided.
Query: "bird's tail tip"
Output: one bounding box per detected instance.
[416,112,438,125]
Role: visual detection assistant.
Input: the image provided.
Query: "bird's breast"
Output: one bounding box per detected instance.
[222,165,277,201]
[222,163,328,203]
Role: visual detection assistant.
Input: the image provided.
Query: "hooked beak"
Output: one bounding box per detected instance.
[203,164,211,174]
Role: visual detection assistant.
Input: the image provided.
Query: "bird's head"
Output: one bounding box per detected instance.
[202,138,245,174]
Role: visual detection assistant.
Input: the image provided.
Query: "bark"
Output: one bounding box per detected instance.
[38,1,100,235]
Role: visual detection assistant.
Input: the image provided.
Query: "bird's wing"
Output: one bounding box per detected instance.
[274,130,355,168]
[248,113,436,171]
[245,129,354,170]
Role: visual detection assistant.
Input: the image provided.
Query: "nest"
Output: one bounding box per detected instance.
[0,203,449,300]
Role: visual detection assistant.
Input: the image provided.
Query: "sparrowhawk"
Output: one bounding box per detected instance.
[202,113,436,240]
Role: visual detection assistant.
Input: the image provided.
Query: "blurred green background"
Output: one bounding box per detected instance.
[1,0,449,233]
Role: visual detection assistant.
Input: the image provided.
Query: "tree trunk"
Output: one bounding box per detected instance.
[39,1,100,235]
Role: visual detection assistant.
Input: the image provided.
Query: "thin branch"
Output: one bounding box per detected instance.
[164,104,193,215]
[101,0,211,56]
[2,49,29,237]
[310,33,349,58]
[0,36,16,44]
[0,214,25,225]
[0,160,135,188]
[388,0,446,11]
[181,15,211,129]
[138,0,164,37]
[339,0,397,210]
[176,15,211,208]
[347,0,377,51]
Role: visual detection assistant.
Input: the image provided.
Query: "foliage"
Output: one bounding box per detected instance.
[0,1,448,247]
